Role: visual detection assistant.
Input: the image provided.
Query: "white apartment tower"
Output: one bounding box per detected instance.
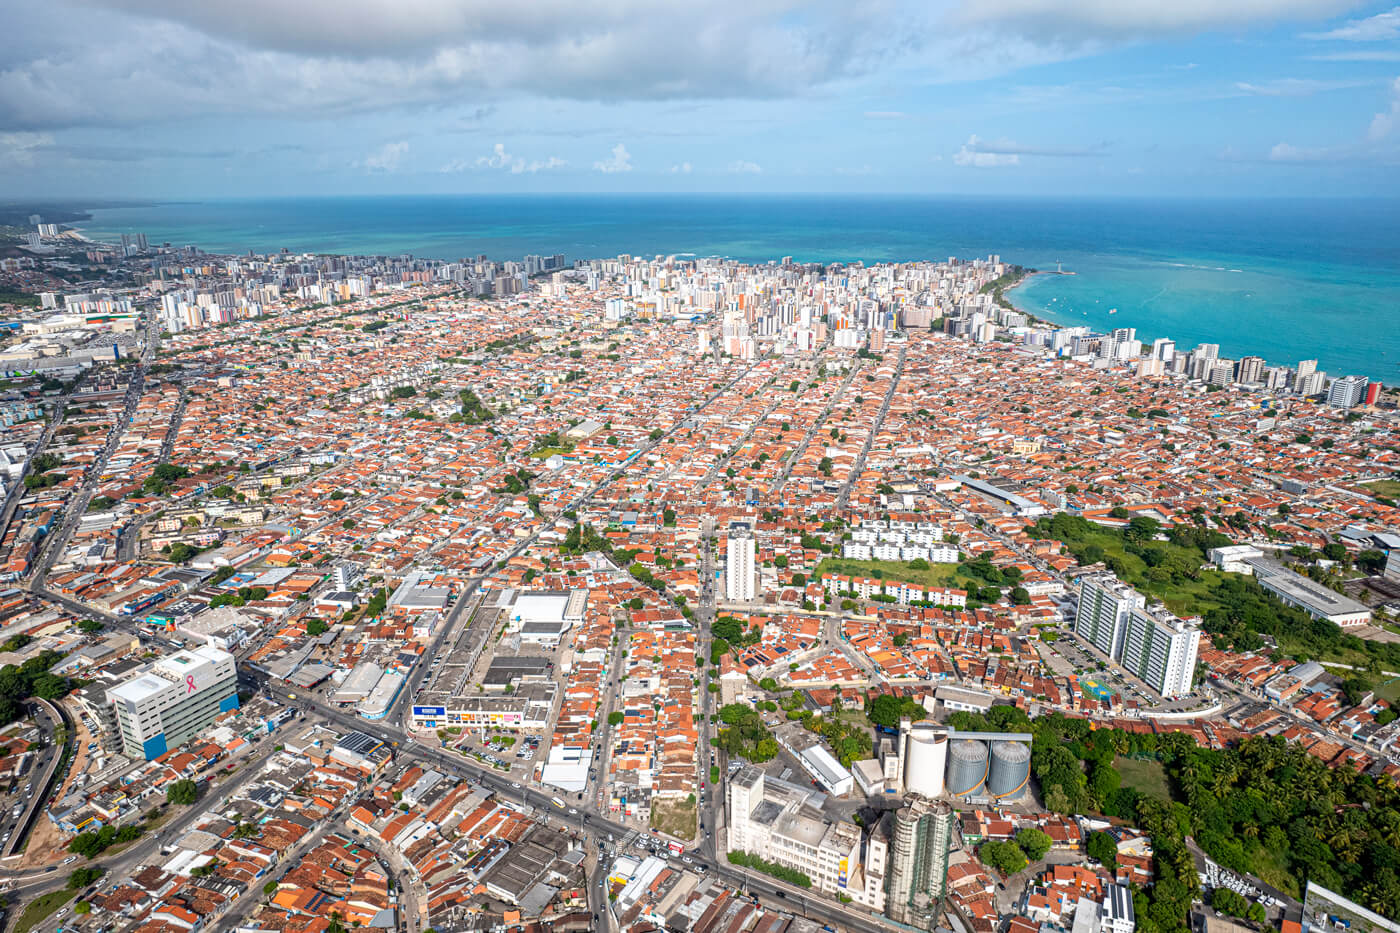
[1074,575,1145,660]
[725,523,756,602]
[1121,607,1201,699]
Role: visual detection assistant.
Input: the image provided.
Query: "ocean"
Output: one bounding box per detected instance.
[76,195,1400,380]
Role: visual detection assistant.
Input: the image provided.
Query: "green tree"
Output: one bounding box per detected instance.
[1086,831,1117,870]
[167,779,199,806]
[980,840,1028,875]
[1015,827,1053,861]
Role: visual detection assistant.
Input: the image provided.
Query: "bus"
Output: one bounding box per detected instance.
[551,797,565,810]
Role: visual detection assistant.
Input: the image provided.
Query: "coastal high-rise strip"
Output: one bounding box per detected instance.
[885,797,953,930]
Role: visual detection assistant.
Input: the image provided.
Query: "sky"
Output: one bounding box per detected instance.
[1,0,1399,198]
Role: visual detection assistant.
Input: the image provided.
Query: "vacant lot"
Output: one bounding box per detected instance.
[1363,479,1400,499]
[1116,757,1171,802]
[650,796,697,841]
[815,557,962,590]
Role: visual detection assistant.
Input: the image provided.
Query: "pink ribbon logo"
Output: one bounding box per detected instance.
[186,675,197,694]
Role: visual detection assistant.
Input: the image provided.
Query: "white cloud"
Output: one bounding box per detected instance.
[955,0,1359,40]
[1369,76,1400,140]
[1303,5,1400,40]
[954,146,1019,167]
[1309,49,1400,60]
[727,159,762,174]
[594,143,632,173]
[362,140,407,173]
[953,134,1103,165]
[0,131,55,166]
[669,161,692,174]
[1268,142,1317,161]
[455,143,566,173]
[1235,77,1372,95]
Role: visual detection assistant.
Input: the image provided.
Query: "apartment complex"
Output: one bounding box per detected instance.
[1073,575,1144,660]
[1074,575,1199,699]
[1120,606,1200,700]
[106,645,239,759]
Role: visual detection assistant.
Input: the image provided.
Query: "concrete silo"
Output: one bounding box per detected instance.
[901,724,949,798]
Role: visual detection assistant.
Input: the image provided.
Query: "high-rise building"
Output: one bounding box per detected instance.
[1151,338,1175,362]
[725,523,756,602]
[1237,356,1265,385]
[1074,575,1144,660]
[106,645,239,759]
[1207,358,1236,386]
[1366,382,1383,406]
[1297,359,1317,380]
[1296,370,1327,397]
[1328,374,1368,410]
[885,797,953,930]
[1120,606,1200,699]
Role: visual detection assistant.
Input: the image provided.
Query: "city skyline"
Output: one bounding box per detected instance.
[0,1,1398,198]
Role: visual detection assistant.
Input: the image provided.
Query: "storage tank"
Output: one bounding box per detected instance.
[903,728,948,797]
[987,740,1031,800]
[945,739,988,797]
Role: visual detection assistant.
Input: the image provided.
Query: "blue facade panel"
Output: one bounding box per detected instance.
[142,733,168,760]
[219,692,241,713]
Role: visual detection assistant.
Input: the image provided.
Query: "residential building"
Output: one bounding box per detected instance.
[1120,607,1200,699]
[1073,575,1144,660]
[885,796,954,930]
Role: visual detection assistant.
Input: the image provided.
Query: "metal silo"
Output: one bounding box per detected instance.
[987,740,1032,800]
[945,739,988,797]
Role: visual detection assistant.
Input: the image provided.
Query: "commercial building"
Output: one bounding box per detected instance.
[885,796,953,930]
[106,645,239,760]
[1120,607,1200,699]
[1074,575,1144,660]
[727,766,878,907]
[1245,557,1372,627]
[725,523,756,602]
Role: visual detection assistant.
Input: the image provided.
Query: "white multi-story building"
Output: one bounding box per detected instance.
[1073,575,1144,660]
[106,645,239,760]
[1120,607,1200,699]
[727,766,882,909]
[1328,374,1368,410]
[725,524,756,601]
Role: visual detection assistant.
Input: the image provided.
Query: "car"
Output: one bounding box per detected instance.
[62,855,78,865]
[511,782,521,788]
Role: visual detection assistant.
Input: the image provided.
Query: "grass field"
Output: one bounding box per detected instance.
[651,797,697,841]
[1035,522,1225,617]
[1363,479,1400,499]
[1116,757,1172,802]
[1375,677,1400,706]
[15,890,76,933]
[814,557,963,590]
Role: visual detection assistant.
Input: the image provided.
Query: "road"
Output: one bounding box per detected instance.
[0,700,66,861]
[836,343,906,512]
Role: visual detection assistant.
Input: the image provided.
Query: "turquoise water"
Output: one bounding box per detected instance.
[76,195,1400,379]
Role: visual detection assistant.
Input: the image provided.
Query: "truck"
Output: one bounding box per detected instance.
[551,796,565,809]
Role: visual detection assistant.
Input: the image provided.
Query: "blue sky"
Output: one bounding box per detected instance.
[1,0,1399,198]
